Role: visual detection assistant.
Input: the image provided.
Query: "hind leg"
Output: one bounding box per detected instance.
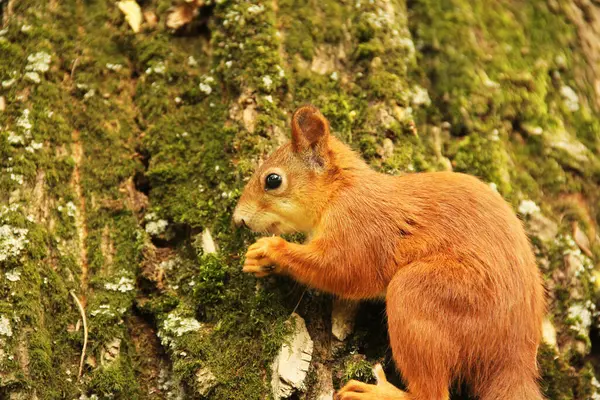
[338,258,465,400]
[384,261,461,400]
[389,256,490,399]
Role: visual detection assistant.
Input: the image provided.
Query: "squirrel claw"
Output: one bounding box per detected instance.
[242,258,276,278]
[242,237,286,277]
[242,263,275,273]
[252,266,274,278]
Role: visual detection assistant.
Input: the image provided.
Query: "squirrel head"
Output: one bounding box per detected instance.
[233,105,342,235]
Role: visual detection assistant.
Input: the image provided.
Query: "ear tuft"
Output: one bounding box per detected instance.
[291,105,330,152]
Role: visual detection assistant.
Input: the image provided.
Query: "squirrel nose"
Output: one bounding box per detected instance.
[233,214,248,229]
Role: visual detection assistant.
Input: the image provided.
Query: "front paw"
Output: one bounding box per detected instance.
[242,236,286,278]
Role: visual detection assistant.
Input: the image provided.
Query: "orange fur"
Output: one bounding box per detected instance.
[234,105,545,400]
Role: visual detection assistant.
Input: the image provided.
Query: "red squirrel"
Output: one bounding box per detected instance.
[233,105,545,400]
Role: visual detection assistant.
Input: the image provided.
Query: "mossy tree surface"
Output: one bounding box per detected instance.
[0,0,599,399]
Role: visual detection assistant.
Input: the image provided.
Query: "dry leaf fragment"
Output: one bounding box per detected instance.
[0,96,5,112]
[117,0,143,33]
[144,10,158,28]
[572,222,593,258]
[166,4,195,29]
[166,0,205,30]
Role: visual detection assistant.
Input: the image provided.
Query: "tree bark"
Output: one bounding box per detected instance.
[0,0,599,399]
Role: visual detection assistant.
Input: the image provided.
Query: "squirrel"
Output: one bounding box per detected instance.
[233,105,545,400]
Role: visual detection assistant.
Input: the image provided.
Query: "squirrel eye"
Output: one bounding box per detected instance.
[265,173,283,190]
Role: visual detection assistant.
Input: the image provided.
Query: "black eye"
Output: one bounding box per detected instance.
[265,173,282,190]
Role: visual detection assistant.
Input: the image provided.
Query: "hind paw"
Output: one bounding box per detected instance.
[335,364,408,400]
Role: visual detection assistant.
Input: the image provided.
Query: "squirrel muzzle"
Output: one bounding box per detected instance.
[232,210,248,229]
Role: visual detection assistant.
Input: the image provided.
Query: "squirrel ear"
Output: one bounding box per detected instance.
[291,105,330,158]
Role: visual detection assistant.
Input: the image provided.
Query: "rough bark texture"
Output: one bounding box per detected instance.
[0,0,599,399]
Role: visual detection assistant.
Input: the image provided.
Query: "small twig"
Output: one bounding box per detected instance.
[70,290,88,379]
[3,0,16,26]
[291,288,307,316]
[70,57,80,79]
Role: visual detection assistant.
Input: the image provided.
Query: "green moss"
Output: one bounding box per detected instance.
[537,344,600,400]
[278,0,348,61]
[89,358,139,398]
[452,134,512,196]
[538,344,577,400]
[143,105,237,227]
[408,0,599,200]
[510,138,568,199]
[341,357,376,384]
[570,109,600,154]
[366,69,408,104]
[0,0,155,395]
[355,39,386,61]
[192,254,228,312]
[28,348,52,382]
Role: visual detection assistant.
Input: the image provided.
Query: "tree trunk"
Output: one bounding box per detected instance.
[0,0,599,399]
